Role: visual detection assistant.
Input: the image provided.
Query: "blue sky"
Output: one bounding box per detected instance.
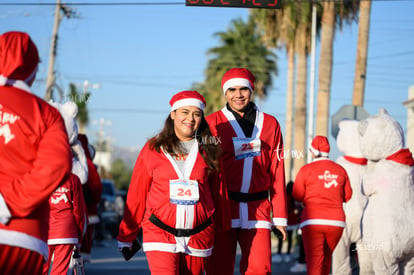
[2,0,414,160]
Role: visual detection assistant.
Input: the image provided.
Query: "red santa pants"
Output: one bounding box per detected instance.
[43,244,74,275]
[206,228,271,275]
[146,250,207,275]
[0,245,44,274]
[301,225,344,275]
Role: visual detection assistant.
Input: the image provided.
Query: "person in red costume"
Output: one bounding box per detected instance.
[273,181,301,264]
[77,133,103,263]
[117,90,230,274]
[43,101,88,275]
[0,31,72,274]
[206,68,288,275]
[292,136,353,275]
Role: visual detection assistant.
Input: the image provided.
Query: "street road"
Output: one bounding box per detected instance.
[83,239,307,275]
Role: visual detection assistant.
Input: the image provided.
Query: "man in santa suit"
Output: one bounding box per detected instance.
[292,136,353,275]
[0,31,72,274]
[206,68,288,275]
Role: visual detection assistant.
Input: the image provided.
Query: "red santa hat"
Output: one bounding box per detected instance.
[170,90,206,112]
[310,135,330,157]
[221,68,255,95]
[0,31,39,92]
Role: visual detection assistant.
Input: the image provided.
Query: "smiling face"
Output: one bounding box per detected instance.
[225,86,252,116]
[170,106,202,141]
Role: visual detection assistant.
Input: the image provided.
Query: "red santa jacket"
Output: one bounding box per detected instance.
[78,134,102,224]
[0,87,72,259]
[117,140,230,257]
[206,106,287,229]
[47,173,87,245]
[292,158,353,228]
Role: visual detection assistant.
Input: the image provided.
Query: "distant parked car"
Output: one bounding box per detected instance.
[99,179,120,238]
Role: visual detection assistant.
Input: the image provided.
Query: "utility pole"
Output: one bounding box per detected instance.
[45,0,79,101]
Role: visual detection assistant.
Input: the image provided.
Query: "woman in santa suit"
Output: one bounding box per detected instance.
[292,136,353,275]
[117,90,230,275]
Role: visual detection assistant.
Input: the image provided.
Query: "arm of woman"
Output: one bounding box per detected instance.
[117,146,152,243]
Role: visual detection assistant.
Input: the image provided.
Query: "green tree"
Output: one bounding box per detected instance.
[110,159,133,191]
[194,17,277,114]
[67,83,90,133]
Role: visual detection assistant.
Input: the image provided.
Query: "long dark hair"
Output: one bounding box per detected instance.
[149,112,221,172]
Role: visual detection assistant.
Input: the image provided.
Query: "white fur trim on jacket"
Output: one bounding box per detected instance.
[300,219,346,228]
[71,141,89,184]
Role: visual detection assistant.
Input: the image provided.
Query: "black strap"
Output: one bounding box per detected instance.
[228,190,269,203]
[149,214,212,237]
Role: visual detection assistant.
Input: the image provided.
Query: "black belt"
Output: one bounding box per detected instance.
[149,214,212,237]
[228,190,269,202]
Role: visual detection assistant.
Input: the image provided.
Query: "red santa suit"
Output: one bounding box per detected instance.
[206,104,287,275]
[43,173,87,275]
[0,32,72,274]
[118,138,229,274]
[78,133,102,261]
[292,136,352,275]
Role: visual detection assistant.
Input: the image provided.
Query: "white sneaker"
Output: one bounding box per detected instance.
[290,262,307,273]
[283,254,291,262]
[271,254,283,263]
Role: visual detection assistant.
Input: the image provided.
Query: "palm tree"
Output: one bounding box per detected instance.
[315,1,359,136]
[252,2,314,180]
[293,8,313,178]
[251,5,296,182]
[193,17,278,114]
[352,0,371,106]
[68,83,90,133]
[247,1,311,181]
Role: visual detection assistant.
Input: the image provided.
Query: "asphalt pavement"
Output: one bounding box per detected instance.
[83,238,307,275]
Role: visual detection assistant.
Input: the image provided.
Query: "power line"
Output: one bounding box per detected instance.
[1,0,413,6]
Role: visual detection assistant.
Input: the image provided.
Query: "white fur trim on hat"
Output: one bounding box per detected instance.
[309,146,329,157]
[222,78,253,95]
[0,65,37,93]
[171,98,205,112]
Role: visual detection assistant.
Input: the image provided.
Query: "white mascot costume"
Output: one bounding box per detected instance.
[358,108,414,274]
[332,120,372,274]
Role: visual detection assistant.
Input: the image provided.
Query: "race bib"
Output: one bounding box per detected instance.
[169,179,199,205]
[233,137,261,160]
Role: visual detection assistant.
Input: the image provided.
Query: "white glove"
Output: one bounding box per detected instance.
[0,193,11,225]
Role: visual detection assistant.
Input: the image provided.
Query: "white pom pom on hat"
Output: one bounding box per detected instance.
[169,90,206,112]
[310,135,330,157]
[221,68,255,95]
